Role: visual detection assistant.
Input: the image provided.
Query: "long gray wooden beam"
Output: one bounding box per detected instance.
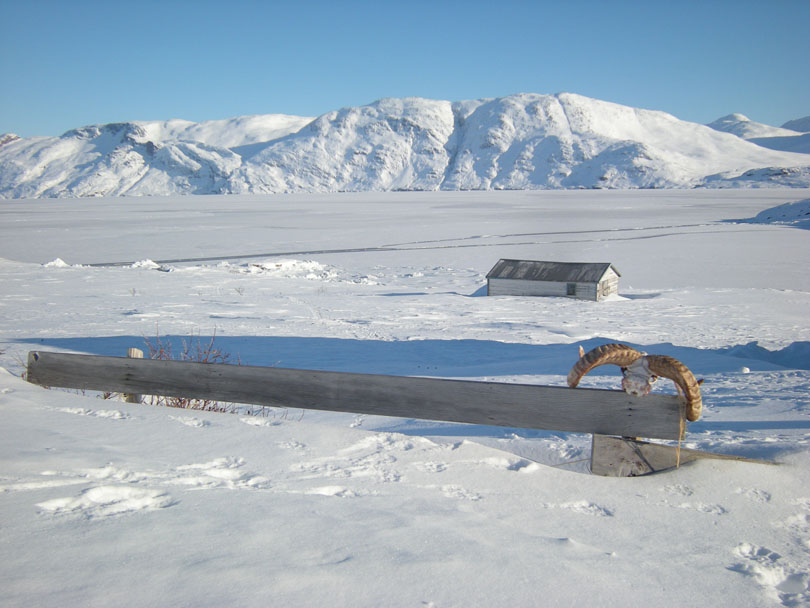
[26,351,685,440]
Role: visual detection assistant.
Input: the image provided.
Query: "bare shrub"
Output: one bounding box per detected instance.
[142,329,242,412]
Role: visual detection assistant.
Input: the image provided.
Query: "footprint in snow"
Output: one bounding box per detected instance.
[735,487,772,503]
[0,478,88,493]
[558,500,613,517]
[662,484,694,497]
[291,433,413,484]
[675,502,728,515]
[36,486,175,518]
[775,511,810,536]
[240,417,281,427]
[305,486,362,498]
[729,543,810,605]
[479,456,540,473]
[441,485,482,501]
[169,415,210,428]
[277,439,307,451]
[7,464,149,492]
[15,456,270,519]
[537,500,613,517]
[413,461,447,473]
[172,457,270,489]
[337,432,428,456]
[54,407,130,420]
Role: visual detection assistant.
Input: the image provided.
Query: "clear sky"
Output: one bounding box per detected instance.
[1,0,808,137]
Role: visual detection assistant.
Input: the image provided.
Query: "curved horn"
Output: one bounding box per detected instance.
[567,343,644,388]
[645,355,703,422]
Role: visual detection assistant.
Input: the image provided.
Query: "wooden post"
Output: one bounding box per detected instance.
[124,348,143,403]
[590,434,776,477]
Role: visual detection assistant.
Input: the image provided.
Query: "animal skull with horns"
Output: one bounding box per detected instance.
[567,343,703,421]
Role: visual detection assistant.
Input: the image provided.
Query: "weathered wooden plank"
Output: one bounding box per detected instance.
[26,351,685,440]
[590,434,776,477]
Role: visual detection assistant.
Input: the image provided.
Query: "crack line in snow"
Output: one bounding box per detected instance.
[81,223,725,267]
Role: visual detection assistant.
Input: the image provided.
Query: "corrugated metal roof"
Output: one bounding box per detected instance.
[486,259,620,283]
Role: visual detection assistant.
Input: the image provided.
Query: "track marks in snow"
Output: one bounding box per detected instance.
[303,486,368,498]
[674,502,729,515]
[662,483,694,497]
[173,457,271,489]
[290,432,416,484]
[10,410,614,518]
[239,416,282,428]
[477,456,540,473]
[0,478,88,493]
[736,487,772,503]
[282,432,547,503]
[538,500,614,517]
[36,486,175,518]
[413,461,448,473]
[658,484,729,516]
[725,497,810,606]
[169,415,210,428]
[52,406,130,420]
[730,543,810,606]
[277,439,307,451]
[440,485,482,501]
[16,457,272,519]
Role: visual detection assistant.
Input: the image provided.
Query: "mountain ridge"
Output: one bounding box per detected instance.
[1,93,809,198]
[706,113,810,155]
[781,116,810,133]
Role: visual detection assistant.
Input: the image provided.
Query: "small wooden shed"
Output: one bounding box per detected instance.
[486,259,621,301]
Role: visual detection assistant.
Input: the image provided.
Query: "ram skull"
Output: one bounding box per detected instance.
[567,343,703,421]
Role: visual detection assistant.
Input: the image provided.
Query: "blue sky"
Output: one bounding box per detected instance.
[1,0,808,137]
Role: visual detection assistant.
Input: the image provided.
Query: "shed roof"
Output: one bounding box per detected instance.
[486,259,620,283]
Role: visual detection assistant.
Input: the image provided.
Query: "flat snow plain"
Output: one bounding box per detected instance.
[1,189,809,607]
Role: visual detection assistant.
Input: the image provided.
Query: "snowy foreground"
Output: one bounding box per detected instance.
[1,189,810,607]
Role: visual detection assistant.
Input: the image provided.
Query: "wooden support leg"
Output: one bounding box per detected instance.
[590,434,777,477]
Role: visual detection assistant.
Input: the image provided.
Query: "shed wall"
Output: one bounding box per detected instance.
[597,271,620,300]
[488,278,599,300]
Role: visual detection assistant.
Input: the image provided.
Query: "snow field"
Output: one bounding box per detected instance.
[1,189,810,606]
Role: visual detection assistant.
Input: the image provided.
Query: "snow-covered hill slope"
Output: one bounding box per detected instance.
[748,134,810,155]
[707,113,800,139]
[739,197,810,229]
[136,114,314,149]
[782,116,810,132]
[2,93,810,198]
[707,113,810,155]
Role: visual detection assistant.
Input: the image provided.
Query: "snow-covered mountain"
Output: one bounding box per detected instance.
[707,113,810,155]
[782,116,810,132]
[707,113,799,139]
[2,93,810,198]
